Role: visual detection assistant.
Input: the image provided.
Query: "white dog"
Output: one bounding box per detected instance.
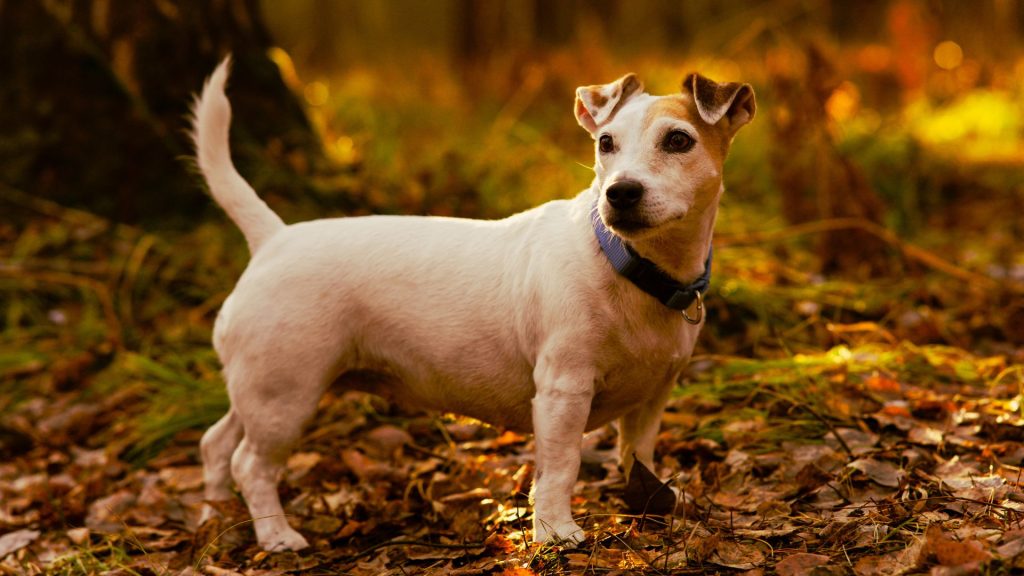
[192,57,754,551]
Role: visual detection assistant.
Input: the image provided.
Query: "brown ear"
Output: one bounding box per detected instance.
[683,73,756,133]
[574,73,644,135]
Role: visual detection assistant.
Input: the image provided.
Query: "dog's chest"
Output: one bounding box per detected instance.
[585,320,699,428]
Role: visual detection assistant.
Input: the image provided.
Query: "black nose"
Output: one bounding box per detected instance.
[606,180,644,210]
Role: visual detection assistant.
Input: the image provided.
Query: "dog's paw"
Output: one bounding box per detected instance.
[259,527,310,552]
[198,503,221,525]
[533,520,585,547]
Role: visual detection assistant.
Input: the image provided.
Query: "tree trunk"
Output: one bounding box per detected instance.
[769,44,891,277]
[0,0,323,226]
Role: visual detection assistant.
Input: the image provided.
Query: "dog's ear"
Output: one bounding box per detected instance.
[574,73,644,135]
[683,73,756,134]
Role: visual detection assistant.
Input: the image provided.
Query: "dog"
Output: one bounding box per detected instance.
[191,56,754,552]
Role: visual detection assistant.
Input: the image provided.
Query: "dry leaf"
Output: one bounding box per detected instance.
[364,424,412,457]
[623,458,676,516]
[286,451,322,482]
[440,487,492,503]
[0,529,40,558]
[865,375,901,394]
[710,539,766,570]
[203,566,243,576]
[908,426,944,446]
[66,527,89,545]
[776,552,830,576]
[85,489,137,532]
[925,524,991,567]
[158,465,204,492]
[848,458,901,487]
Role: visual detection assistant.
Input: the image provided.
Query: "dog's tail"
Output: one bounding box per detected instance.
[191,56,284,254]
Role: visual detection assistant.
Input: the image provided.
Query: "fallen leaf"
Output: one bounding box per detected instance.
[853,540,923,576]
[848,458,901,487]
[364,424,412,457]
[499,568,536,576]
[286,451,322,482]
[776,552,830,576]
[66,527,89,545]
[733,526,802,538]
[407,544,477,561]
[484,532,516,554]
[925,524,991,567]
[826,428,878,455]
[854,554,902,576]
[796,463,833,491]
[755,499,791,518]
[0,529,40,558]
[996,535,1024,560]
[203,566,244,576]
[908,426,944,446]
[494,430,526,446]
[341,448,392,481]
[865,374,901,394]
[710,539,765,570]
[440,487,492,503]
[910,398,955,420]
[71,446,109,467]
[623,458,676,516]
[85,489,137,532]
[158,465,204,491]
[353,551,390,575]
[304,515,342,534]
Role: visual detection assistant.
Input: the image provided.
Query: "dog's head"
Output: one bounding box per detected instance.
[576,72,755,239]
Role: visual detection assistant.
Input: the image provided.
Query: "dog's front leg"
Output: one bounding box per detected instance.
[617,382,674,479]
[529,358,592,545]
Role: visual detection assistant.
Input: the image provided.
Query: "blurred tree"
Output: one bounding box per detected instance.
[0,0,322,226]
[769,44,891,277]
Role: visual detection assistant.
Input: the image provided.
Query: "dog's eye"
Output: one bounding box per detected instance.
[662,130,695,153]
[598,134,615,154]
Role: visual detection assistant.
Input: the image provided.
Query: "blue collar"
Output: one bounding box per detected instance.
[591,204,711,319]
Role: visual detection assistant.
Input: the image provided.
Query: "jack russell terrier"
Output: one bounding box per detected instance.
[191,57,754,551]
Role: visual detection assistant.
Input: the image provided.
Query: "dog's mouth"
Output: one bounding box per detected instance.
[608,218,650,234]
[606,213,655,235]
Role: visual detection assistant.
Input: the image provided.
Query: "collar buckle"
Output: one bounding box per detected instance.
[681,290,704,324]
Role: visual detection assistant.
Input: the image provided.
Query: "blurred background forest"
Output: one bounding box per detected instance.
[3,0,1024,573]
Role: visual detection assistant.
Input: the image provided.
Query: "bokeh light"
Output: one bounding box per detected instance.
[934,40,964,70]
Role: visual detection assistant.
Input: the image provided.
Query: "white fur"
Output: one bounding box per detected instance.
[192,57,284,253]
[192,57,753,551]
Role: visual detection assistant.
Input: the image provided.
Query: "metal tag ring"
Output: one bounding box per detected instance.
[682,290,704,325]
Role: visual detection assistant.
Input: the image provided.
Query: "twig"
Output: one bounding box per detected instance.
[796,401,855,460]
[715,217,1004,289]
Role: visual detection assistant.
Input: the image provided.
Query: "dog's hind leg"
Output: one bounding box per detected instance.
[199,409,243,523]
[229,368,324,552]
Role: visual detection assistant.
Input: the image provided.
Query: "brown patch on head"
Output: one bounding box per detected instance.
[642,96,695,127]
[590,92,609,108]
[642,95,730,163]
